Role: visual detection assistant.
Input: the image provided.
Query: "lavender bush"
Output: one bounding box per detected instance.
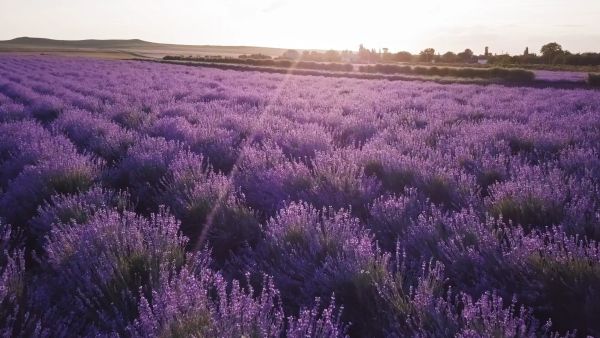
[0,55,599,336]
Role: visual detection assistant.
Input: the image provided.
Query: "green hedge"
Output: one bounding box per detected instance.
[589,73,600,87]
[163,56,536,82]
[163,56,353,72]
[359,64,535,82]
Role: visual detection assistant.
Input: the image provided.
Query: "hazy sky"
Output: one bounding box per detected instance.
[1,0,599,54]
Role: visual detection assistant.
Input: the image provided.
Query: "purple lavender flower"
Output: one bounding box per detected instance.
[0,55,599,336]
[40,209,187,335]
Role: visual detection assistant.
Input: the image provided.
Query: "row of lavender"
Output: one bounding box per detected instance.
[0,55,599,337]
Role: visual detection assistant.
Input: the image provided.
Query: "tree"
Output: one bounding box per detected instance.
[282,49,300,60]
[457,48,474,63]
[340,50,354,62]
[394,51,412,62]
[419,48,435,62]
[357,45,381,63]
[441,51,457,63]
[540,42,563,64]
[358,44,370,62]
[324,50,341,62]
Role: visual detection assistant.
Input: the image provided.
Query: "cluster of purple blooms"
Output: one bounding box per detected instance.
[1,55,600,337]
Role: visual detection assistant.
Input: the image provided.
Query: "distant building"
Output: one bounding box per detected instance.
[478,47,490,64]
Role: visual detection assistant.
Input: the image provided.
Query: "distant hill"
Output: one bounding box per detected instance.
[1,37,157,49]
[0,37,295,59]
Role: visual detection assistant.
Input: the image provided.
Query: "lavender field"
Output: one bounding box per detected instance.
[1,55,600,337]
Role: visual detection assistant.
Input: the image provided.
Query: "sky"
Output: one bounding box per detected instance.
[1,0,599,55]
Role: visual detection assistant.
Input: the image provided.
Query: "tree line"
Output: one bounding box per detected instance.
[488,43,600,66]
[277,42,600,66]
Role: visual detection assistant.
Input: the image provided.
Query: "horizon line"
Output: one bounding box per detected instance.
[1,35,598,56]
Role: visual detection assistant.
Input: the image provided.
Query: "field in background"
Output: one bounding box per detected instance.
[0,37,594,85]
[0,37,295,59]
